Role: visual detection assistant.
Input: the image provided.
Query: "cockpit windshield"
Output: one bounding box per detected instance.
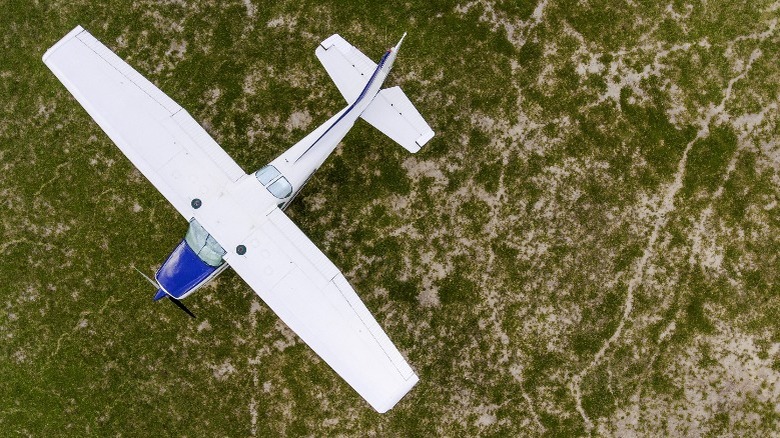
[184,219,226,267]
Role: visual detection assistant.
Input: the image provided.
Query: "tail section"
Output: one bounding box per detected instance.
[360,32,434,152]
[316,34,377,104]
[315,33,434,153]
[379,32,405,76]
[359,86,435,153]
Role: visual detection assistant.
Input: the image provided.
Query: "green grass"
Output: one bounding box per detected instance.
[3,0,780,435]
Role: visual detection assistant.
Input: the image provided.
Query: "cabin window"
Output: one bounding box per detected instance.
[268,176,293,199]
[184,219,227,267]
[255,165,280,185]
[255,165,293,199]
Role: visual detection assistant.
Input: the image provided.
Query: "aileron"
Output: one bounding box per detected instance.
[43,27,245,219]
[225,209,418,412]
[75,29,181,115]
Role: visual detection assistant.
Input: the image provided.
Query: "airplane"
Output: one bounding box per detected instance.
[43,26,434,413]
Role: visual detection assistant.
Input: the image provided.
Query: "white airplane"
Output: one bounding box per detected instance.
[43,26,434,413]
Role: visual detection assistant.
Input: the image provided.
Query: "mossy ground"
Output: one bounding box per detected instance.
[2,0,780,435]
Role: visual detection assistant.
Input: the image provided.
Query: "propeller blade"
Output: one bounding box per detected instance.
[133,266,159,289]
[134,265,196,318]
[168,296,196,319]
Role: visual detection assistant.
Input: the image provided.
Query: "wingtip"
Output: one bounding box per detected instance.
[370,372,419,413]
[43,25,87,63]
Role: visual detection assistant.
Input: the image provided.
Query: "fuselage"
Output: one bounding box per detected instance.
[153,48,399,302]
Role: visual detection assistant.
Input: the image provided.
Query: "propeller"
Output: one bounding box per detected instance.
[133,266,196,319]
[168,296,196,318]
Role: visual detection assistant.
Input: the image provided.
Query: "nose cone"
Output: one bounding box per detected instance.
[153,289,168,301]
[156,239,222,300]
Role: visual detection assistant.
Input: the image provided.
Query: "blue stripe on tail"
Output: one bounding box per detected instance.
[294,50,393,164]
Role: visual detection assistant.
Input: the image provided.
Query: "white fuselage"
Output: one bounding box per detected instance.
[265,48,399,206]
[158,46,402,301]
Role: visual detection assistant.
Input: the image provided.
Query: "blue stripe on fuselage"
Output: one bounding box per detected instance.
[294,50,393,163]
[155,239,220,299]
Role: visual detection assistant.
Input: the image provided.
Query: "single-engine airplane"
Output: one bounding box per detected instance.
[43,26,433,413]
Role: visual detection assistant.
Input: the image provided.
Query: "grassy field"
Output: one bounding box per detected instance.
[2,0,780,435]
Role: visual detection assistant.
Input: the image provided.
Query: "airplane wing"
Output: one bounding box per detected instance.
[42,26,246,218]
[222,208,419,413]
[45,26,418,412]
[315,34,377,103]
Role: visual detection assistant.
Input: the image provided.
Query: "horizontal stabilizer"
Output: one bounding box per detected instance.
[360,86,434,153]
[316,34,377,103]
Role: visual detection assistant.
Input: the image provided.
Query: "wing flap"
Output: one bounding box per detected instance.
[266,208,339,287]
[225,209,418,412]
[171,110,246,182]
